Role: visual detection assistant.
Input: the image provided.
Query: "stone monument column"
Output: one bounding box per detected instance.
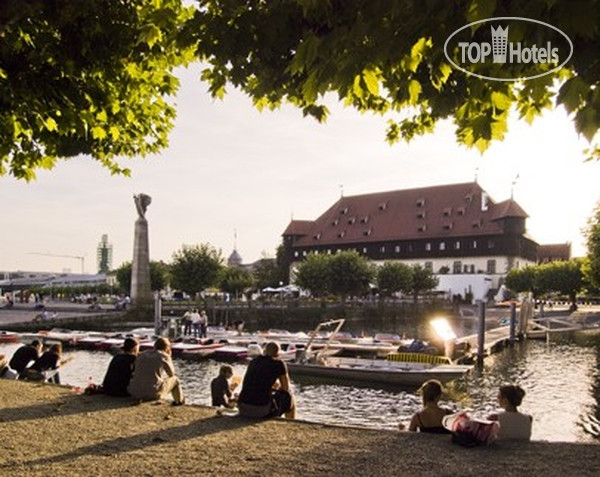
[131,193,153,308]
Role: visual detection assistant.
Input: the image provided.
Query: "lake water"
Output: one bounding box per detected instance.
[2,337,600,443]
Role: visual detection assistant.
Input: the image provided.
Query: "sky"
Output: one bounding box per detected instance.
[1,63,599,274]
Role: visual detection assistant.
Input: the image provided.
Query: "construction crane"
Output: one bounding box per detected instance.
[28,252,85,274]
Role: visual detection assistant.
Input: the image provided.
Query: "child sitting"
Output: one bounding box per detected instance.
[487,384,532,440]
[211,365,238,408]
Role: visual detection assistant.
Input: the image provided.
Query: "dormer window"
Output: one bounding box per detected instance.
[338,231,346,238]
[417,224,426,232]
[416,198,426,207]
[465,194,473,202]
[457,207,466,216]
[340,207,348,215]
[364,228,372,236]
[379,202,388,211]
[313,232,321,240]
[348,217,356,224]
[332,219,339,226]
[361,216,369,224]
[417,211,426,219]
[443,207,452,217]
[443,223,453,230]
[472,219,482,228]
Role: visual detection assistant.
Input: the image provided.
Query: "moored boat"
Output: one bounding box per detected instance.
[0,331,20,343]
[287,353,472,387]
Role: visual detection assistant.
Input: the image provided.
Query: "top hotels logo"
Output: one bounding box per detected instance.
[444,17,573,81]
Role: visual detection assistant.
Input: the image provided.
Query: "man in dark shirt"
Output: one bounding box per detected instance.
[102,338,139,396]
[9,340,42,378]
[238,342,295,419]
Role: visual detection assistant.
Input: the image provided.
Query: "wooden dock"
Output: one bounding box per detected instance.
[455,325,514,358]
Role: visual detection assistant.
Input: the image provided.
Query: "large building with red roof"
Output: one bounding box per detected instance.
[282,182,541,293]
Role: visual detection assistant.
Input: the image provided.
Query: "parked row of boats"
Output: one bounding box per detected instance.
[0,320,473,387]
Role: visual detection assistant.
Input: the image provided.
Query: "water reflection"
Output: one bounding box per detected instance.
[2,338,600,442]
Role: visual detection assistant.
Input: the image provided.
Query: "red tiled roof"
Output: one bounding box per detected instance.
[282,220,314,236]
[538,243,571,261]
[284,182,528,246]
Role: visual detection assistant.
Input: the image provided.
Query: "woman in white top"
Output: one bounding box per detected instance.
[488,384,532,440]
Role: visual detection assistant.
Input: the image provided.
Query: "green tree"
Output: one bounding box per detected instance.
[115,260,169,294]
[218,267,254,298]
[0,0,195,180]
[294,253,332,298]
[584,202,600,290]
[409,265,439,304]
[328,251,374,301]
[377,262,413,297]
[504,266,539,296]
[195,0,600,161]
[170,244,224,297]
[536,260,584,310]
[253,257,283,290]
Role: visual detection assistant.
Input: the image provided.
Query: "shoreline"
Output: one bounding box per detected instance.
[1,380,599,476]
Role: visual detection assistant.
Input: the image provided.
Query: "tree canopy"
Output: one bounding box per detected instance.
[585,202,600,290]
[170,243,223,297]
[195,0,599,160]
[0,0,194,180]
[3,0,599,180]
[376,262,413,297]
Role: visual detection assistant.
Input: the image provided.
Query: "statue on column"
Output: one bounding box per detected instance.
[134,193,152,219]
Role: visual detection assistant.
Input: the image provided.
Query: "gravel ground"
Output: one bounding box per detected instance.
[1,380,599,476]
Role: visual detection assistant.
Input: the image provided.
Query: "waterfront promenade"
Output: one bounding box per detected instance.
[0,380,599,476]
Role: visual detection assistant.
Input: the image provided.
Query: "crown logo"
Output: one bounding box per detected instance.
[491,25,508,63]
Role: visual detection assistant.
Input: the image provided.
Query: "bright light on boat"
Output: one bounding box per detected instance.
[430,318,457,341]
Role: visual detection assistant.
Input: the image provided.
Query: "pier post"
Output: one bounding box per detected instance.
[477,300,486,367]
[509,302,517,345]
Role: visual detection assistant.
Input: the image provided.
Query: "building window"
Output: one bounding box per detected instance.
[418,224,427,232]
[443,223,453,230]
[453,261,462,274]
[473,240,478,249]
[348,217,356,224]
[302,251,307,256]
[488,240,495,249]
[416,198,426,207]
[457,207,466,215]
[379,202,388,211]
[313,233,321,240]
[487,259,496,274]
[341,207,348,215]
[332,219,339,226]
[443,207,452,216]
[294,251,299,258]
[417,211,426,219]
[362,247,368,254]
[425,242,431,251]
[327,249,332,255]
[338,231,345,238]
[439,242,446,251]
[425,262,433,271]
[463,264,469,273]
[394,245,400,253]
[361,216,369,224]
[455,241,461,250]
[408,244,414,252]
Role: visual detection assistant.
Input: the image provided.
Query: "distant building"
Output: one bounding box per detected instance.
[282,182,540,293]
[227,248,243,268]
[538,243,571,263]
[96,234,113,274]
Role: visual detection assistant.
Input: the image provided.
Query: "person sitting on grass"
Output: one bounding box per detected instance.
[9,340,42,379]
[127,337,185,406]
[237,341,295,419]
[487,384,532,440]
[100,337,139,396]
[28,343,71,384]
[400,379,452,434]
[211,364,239,408]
